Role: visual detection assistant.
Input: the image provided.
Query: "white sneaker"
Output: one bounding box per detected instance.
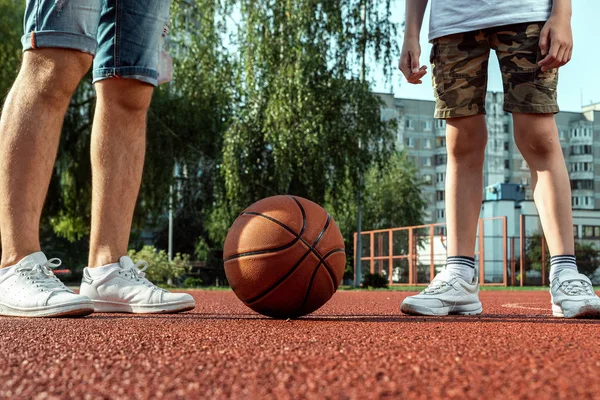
[0,252,93,317]
[400,269,482,316]
[550,270,600,318]
[80,256,196,314]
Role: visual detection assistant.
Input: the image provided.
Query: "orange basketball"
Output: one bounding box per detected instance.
[223,195,346,318]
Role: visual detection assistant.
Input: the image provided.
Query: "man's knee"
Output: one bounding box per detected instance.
[446,116,487,160]
[95,79,154,114]
[19,49,92,103]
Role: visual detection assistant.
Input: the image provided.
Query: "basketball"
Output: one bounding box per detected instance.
[223,195,346,318]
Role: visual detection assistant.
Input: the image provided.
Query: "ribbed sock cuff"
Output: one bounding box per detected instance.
[447,256,475,269]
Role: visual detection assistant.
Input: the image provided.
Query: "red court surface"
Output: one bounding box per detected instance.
[1,290,599,399]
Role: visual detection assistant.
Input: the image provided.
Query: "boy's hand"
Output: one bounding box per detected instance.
[538,15,573,72]
[399,39,427,84]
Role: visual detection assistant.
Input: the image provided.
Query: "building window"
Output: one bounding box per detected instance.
[405,119,414,129]
[405,137,415,148]
[424,157,432,167]
[582,226,600,238]
[424,139,431,149]
[504,141,509,151]
[503,124,509,133]
[436,173,445,183]
[424,175,432,184]
[435,154,447,166]
[424,120,432,131]
[436,138,446,148]
[574,225,578,238]
[435,119,446,129]
[436,209,445,219]
[504,160,510,169]
[571,180,594,190]
[436,191,445,201]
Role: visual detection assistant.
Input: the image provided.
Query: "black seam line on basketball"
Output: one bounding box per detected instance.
[244,248,313,305]
[300,262,324,311]
[319,248,346,283]
[299,249,343,312]
[312,214,331,248]
[243,213,333,305]
[222,236,301,262]
[288,196,307,237]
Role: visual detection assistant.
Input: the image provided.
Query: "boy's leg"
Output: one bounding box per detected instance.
[494,22,600,318]
[401,31,490,316]
[0,0,101,317]
[512,113,574,256]
[445,116,488,261]
[80,0,195,314]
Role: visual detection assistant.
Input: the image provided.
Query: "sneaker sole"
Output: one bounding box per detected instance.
[400,302,483,316]
[91,300,196,314]
[0,301,94,318]
[552,303,600,319]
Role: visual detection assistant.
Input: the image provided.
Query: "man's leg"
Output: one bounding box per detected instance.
[0,49,95,317]
[87,79,152,268]
[79,0,194,314]
[0,49,91,267]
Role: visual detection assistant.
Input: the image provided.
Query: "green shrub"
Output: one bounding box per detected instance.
[182,277,203,288]
[362,273,389,289]
[127,246,191,285]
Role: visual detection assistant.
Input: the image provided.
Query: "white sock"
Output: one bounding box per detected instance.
[87,262,120,278]
[446,256,475,282]
[550,255,577,283]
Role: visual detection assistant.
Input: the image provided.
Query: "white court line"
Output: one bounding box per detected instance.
[502,303,549,311]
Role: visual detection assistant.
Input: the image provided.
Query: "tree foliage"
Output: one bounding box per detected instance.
[0,0,23,100]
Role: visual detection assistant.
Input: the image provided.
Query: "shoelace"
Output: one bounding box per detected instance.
[15,259,72,293]
[423,280,449,294]
[561,279,594,296]
[120,261,165,291]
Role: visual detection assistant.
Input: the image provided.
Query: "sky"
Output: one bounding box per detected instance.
[372,0,599,112]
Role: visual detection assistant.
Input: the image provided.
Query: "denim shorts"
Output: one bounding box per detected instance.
[22,0,171,86]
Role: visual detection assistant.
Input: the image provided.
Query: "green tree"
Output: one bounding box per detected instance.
[0,0,23,101]
[212,0,400,244]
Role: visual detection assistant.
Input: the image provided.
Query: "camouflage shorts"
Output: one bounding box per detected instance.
[431,22,559,119]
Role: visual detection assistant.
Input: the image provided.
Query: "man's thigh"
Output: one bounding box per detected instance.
[93,0,172,87]
[22,0,102,55]
[490,22,559,114]
[431,30,491,119]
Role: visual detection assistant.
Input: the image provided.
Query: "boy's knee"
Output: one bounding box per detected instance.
[513,114,560,158]
[446,117,487,160]
[96,79,154,114]
[20,49,92,103]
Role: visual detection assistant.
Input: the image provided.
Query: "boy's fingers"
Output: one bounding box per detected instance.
[410,52,420,72]
[539,27,550,55]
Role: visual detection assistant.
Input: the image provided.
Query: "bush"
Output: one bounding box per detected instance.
[127,246,191,285]
[362,273,389,289]
[182,277,203,288]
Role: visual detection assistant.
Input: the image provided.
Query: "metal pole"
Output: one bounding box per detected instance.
[355,0,368,287]
[168,164,176,262]
[168,183,174,262]
[355,181,363,287]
